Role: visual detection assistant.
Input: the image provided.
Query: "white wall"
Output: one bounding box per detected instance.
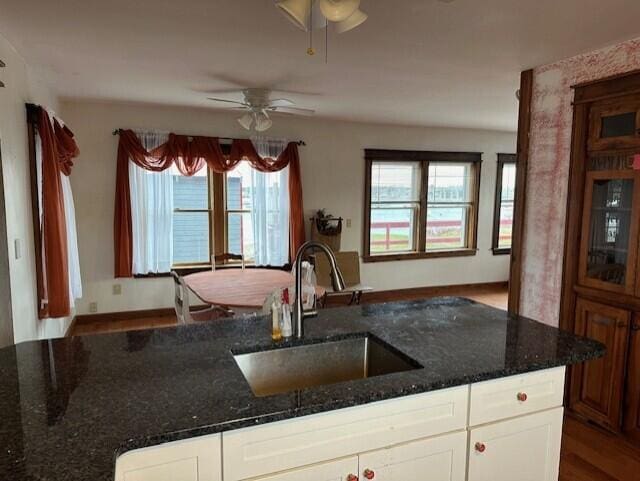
[62,100,516,315]
[0,32,73,343]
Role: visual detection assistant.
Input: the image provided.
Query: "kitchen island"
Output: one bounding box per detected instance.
[0,297,603,481]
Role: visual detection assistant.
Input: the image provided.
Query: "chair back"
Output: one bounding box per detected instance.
[212,253,245,271]
[171,271,191,323]
[313,251,361,288]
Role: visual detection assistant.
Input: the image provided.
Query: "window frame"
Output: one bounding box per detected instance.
[492,153,517,255]
[363,149,482,263]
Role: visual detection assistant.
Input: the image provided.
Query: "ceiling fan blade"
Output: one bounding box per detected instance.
[201,88,246,95]
[269,98,295,107]
[207,98,249,107]
[271,106,315,116]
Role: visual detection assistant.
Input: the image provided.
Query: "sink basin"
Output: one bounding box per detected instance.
[232,334,422,397]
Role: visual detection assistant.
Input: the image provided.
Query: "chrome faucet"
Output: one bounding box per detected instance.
[293,241,346,338]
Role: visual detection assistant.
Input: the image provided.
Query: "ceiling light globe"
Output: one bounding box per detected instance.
[255,116,273,132]
[238,113,254,130]
[276,0,311,31]
[319,0,360,22]
[334,8,367,33]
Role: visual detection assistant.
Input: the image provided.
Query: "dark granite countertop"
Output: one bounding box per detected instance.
[0,297,604,481]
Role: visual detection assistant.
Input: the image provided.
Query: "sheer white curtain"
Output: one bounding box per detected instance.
[251,137,290,266]
[35,127,82,309]
[129,132,173,274]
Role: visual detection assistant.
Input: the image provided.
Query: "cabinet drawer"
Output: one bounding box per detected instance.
[223,386,469,481]
[469,367,565,426]
[115,434,221,481]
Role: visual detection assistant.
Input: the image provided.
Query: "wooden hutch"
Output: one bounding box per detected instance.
[561,70,640,444]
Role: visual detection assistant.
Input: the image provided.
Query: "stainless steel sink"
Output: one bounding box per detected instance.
[232,334,421,397]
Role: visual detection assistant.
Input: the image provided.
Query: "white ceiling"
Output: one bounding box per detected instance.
[1,0,640,131]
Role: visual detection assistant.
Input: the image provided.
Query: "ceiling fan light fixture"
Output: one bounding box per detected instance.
[319,0,360,22]
[238,112,254,130]
[276,0,311,31]
[255,113,273,132]
[334,8,367,33]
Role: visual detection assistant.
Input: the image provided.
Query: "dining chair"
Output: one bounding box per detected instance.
[171,271,233,323]
[313,251,373,305]
[211,253,245,271]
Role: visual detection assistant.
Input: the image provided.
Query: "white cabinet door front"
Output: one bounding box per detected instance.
[115,434,221,481]
[468,407,563,481]
[254,457,359,481]
[358,431,467,481]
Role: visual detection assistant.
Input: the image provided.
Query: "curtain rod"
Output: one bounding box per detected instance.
[111,129,305,146]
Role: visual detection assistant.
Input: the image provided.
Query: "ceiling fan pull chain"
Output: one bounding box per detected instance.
[325,16,329,64]
[307,0,315,56]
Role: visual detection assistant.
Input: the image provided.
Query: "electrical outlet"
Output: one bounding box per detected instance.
[113,284,122,295]
[346,218,352,228]
[89,302,98,313]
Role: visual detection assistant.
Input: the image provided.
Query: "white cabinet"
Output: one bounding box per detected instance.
[358,431,467,481]
[251,457,358,481]
[223,386,468,481]
[114,434,222,481]
[114,368,567,481]
[468,408,563,481]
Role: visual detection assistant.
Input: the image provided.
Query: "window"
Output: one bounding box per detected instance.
[492,154,516,254]
[169,161,289,268]
[172,166,211,265]
[364,150,481,262]
[369,162,421,254]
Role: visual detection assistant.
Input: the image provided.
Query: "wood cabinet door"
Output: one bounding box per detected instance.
[578,170,640,295]
[358,431,467,481]
[623,315,640,442]
[468,408,563,481]
[570,298,631,431]
[588,97,640,151]
[254,457,358,481]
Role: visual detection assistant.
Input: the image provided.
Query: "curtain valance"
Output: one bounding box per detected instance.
[114,130,305,277]
[36,108,80,318]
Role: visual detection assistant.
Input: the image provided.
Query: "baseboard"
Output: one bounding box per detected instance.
[72,282,507,326]
[64,316,78,336]
[325,281,508,306]
[74,307,178,325]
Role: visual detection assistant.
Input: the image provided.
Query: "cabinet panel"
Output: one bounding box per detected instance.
[115,434,221,481]
[468,408,563,481]
[623,315,640,442]
[578,170,640,295]
[469,367,565,426]
[570,298,630,431]
[222,386,468,481]
[358,431,467,481]
[253,457,358,481]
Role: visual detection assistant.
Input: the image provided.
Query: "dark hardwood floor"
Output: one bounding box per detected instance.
[69,284,639,480]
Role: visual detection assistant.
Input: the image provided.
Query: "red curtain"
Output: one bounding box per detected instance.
[114,130,305,277]
[37,109,80,318]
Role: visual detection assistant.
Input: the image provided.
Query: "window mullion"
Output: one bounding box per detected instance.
[418,160,428,253]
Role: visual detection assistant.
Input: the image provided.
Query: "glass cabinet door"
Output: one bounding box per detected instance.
[579,171,640,294]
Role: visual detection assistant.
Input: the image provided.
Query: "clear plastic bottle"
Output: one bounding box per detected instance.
[271,301,282,341]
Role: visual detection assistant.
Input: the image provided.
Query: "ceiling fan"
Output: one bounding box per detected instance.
[207,88,315,132]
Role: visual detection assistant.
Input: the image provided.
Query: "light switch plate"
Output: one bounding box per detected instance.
[346,219,352,228]
[89,302,98,313]
[112,284,122,295]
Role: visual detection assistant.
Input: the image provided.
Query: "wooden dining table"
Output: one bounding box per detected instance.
[183,268,325,309]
